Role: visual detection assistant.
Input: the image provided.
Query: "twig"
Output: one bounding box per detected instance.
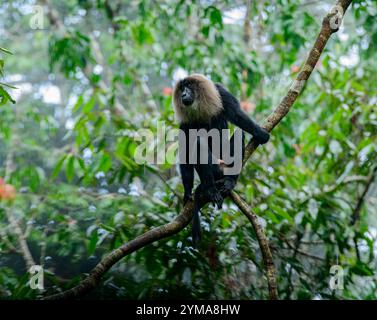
[0,228,19,253]
[351,166,377,260]
[351,166,377,224]
[2,129,36,270]
[147,165,183,203]
[3,209,36,270]
[279,235,324,261]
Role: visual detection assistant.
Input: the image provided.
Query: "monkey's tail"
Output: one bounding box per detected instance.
[192,208,201,246]
[192,187,203,246]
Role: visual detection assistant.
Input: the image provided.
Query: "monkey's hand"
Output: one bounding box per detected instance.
[254,127,270,145]
[218,177,237,195]
[205,186,223,209]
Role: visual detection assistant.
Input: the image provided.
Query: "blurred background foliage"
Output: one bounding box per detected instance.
[0,0,376,300]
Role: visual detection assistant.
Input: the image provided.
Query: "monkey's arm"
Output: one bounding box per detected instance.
[216,84,270,144]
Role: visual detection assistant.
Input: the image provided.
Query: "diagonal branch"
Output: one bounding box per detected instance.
[230,191,278,299]
[46,202,194,299]
[351,165,377,260]
[351,166,377,225]
[45,0,354,300]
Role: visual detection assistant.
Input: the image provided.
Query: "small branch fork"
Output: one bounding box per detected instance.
[44,0,354,300]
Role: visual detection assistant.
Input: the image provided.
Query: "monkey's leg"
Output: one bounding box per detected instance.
[191,184,208,245]
[218,130,245,195]
[194,137,223,208]
[192,132,245,245]
[179,125,195,204]
[180,164,194,204]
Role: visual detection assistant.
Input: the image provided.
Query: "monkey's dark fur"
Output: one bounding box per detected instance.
[173,74,270,245]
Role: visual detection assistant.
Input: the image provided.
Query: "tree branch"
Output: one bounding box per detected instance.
[278,235,325,262]
[46,202,194,299]
[351,166,376,224]
[351,165,376,260]
[44,0,354,300]
[230,191,278,299]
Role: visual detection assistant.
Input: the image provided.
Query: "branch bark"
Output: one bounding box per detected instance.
[46,202,194,299]
[44,0,354,300]
[230,191,278,299]
[351,165,376,260]
[351,166,376,224]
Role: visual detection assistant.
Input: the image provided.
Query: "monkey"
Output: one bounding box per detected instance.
[173,74,270,245]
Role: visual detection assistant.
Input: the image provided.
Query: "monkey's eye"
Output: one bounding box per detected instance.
[186,83,194,92]
[178,80,185,90]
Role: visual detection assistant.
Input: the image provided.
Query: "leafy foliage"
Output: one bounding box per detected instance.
[0,47,15,105]
[0,0,377,300]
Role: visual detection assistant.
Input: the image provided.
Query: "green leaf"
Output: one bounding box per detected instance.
[98,153,112,172]
[73,95,84,112]
[209,7,223,27]
[113,16,129,25]
[98,223,116,233]
[52,155,67,179]
[82,96,95,113]
[0,82,17,89]
[350,262,374,276]
[0,86,16,105]
[66,155,75,182]
[87,230,99,256]
[270,204,294,223]
[0,47,13,55]
[131,23,154,45]
[77,157,86,170]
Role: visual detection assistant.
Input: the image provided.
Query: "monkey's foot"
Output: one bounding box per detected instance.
[183,193,193,205]
[205,187,223,209]
[218,178,237,195]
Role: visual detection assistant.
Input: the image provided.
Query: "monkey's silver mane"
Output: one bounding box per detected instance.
[173,74,223,123]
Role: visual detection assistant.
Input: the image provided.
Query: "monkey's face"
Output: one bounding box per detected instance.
[179,81,196,106]
[181,86,194,106]
[173,74,223,123]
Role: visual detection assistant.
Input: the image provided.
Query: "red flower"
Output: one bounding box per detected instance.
[291,65,300,73]
[163,87,173,96]
[240,101,256,113]
[0,178,16,201]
